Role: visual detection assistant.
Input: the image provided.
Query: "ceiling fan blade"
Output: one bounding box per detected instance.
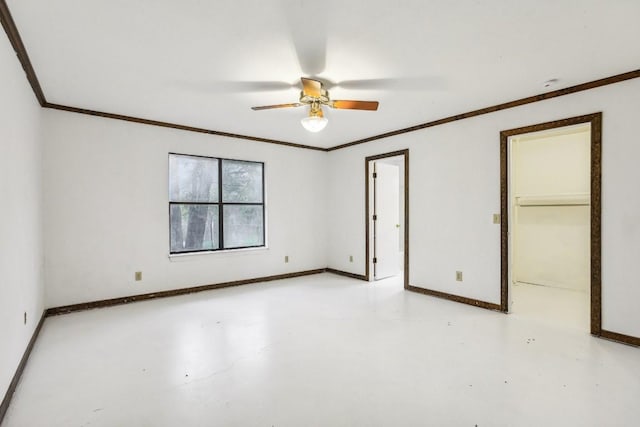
[301,77,323,98]
[209,81,294,92]
[251,103,304,111]
[332,77,445,91]
[174,80,294,93]
[283,0,327,75]
[330,100,379,111]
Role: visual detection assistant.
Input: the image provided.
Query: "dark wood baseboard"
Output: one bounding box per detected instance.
[325,268,368,281]
[407,286,639,347]
[406,284,503,312]
[598,329,640,347]
[0,310,46,425]
[46,269,326,316]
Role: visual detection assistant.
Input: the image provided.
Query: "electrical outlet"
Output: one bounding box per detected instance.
[456,271,463,281]
[135,271,142,281]
[24,312,27,325]
[349,255,353,262]
[285,255,289,263]
[493,214,501,224]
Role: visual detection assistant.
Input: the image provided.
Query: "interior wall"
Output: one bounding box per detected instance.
[42,110,328,307]
[327,78,640,338]
[511,128,590,291]
[0,35,45,398]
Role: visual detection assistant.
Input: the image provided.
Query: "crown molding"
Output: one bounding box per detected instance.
[44,103,327,152]
[328,69,640,151]
[0,0,45,106]
[2,1,639,152]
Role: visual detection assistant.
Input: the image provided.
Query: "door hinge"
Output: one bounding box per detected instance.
[373,172,377,178]
[373,214,377,221]
[373,257,377,264]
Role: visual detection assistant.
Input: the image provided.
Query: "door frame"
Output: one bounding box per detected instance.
[500,113,602,335]
[365,149,409,287]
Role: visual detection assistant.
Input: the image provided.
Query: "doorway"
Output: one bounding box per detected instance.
[365,149,409,287]
[500,113,602,335]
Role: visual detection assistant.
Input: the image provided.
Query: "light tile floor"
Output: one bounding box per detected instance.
[4,273,639,426]
[511,281,590,331]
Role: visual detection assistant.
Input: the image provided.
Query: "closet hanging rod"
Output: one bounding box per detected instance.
[516,193,590,207]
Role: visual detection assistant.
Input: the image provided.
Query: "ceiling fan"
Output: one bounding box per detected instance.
[251,77,379,132]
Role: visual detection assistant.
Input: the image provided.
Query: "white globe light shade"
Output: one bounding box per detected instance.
[300,115,328,132]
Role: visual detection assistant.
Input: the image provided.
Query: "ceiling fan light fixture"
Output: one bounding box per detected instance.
[252,77,378,132]
[300,107,328,132]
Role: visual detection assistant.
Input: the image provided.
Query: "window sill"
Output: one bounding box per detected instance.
[168,246,269,261]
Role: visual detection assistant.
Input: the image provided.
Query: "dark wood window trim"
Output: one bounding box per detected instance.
[169,153,266,254]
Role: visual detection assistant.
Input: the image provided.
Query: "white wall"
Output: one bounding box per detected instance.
[511,128,591,291]
[42,110,328,307]
[0,36,45,397]
[327,78,640,338]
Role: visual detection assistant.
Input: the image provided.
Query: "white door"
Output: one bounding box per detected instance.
[374,162,400,279]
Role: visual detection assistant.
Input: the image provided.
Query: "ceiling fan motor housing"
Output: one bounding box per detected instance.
[300,88,330,105]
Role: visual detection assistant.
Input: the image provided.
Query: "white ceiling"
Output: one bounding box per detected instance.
[7,0,640,149]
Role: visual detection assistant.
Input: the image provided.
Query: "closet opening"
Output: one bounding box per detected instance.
[500,113,602,335]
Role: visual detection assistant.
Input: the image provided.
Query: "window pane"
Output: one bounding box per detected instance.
[223,205,264,248]
[170,204,219,252]
[222,160,263,203]
[169,155,219,202]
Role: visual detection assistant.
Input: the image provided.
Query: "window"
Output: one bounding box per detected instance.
[169,153,265,254]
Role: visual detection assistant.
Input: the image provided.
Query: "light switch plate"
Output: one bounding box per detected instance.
[456,271,463,281]
[135,271,142,281]
[493,214,501,224]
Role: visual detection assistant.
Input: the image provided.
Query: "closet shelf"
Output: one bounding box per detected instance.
[515,193,590,207]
